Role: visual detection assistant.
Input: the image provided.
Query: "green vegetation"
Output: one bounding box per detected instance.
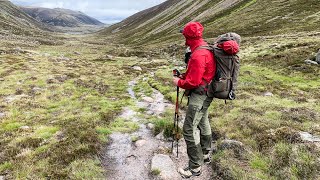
[149,33,320,179]
[0,38,155,179]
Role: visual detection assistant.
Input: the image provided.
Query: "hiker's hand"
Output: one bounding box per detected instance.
[173,77,180,86]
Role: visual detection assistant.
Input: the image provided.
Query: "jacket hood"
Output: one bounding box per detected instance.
[182,22,203,40]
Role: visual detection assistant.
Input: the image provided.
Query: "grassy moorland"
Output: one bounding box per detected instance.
[0,35,170,179]
[147,32,320,179]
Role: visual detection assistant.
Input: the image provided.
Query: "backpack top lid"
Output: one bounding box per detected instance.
[215,33,241,45]
[218,40,239,55]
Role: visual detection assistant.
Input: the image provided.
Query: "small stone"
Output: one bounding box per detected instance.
[0,175,4,180]
[156,131,165,140]
[54,131,65,141]
[151,154,180,180]
[74,51,81,55]
[105,54,114,60]
[0,78,4,81]
[132,66,142,71]
[299,132,320,142]
[264,92,273,97]
[147,123,155,130]
[305,59,318,65]
[0,112,5,118]
[142,97,154,103]
[135,140,147,147]
[20,126,30,130]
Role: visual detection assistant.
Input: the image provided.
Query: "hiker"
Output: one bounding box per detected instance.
[173,22,240,178]
[173,22,215,178]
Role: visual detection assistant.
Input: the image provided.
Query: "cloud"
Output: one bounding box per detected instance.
[11,0,166,24]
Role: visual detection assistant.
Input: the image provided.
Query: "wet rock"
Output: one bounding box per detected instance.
[135,140,147,147]
[305,59,318,65]
[142,97,154,103]
[151,154,180,180]
[147,123,155,130]
[299,132,320,142]
[264,92,273,97]
[132,66,142,71]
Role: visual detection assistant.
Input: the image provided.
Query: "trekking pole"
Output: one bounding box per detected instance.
[172,69,180,158]
[175,85,179,158]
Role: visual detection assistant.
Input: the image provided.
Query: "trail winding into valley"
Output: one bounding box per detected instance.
[104,78,213,180]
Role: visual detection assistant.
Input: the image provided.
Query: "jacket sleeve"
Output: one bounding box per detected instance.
[178,53,206,89]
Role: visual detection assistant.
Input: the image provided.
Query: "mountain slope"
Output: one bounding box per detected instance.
[0,0,48,36]
[100,0,320,45]
[21,7,104,27]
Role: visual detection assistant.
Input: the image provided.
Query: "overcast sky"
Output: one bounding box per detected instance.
[11,0,166,24]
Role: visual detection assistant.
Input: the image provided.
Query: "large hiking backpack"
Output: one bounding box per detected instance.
[198,33,241,100]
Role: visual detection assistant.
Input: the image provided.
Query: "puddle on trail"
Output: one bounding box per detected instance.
[104,80,213,180]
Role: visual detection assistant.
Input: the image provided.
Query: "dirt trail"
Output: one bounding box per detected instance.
[104,79,213,180]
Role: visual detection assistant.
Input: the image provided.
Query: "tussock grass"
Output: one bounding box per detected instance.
[149,34,320,179]
[0,38,147,179]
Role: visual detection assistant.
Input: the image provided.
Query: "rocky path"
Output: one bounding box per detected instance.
[104,79,213,180]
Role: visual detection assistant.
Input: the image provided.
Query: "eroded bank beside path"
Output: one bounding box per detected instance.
[103,78,213,180]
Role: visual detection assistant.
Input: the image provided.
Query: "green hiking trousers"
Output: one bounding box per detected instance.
[183,92,213,169]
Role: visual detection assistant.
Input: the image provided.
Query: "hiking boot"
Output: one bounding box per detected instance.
[178,167,201,178]
[203,153,211,164]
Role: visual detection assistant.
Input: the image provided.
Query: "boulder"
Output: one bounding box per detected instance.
[151,154,180,180]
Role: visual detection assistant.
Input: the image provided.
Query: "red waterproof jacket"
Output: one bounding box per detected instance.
[178,39,239,90]
[178,39,215,90]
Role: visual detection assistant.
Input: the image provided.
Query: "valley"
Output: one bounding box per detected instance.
[0,0,320,179]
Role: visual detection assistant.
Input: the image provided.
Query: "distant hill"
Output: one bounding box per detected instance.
[21,7,104,27]
[0,0,48,36]
[99,0,320,46]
